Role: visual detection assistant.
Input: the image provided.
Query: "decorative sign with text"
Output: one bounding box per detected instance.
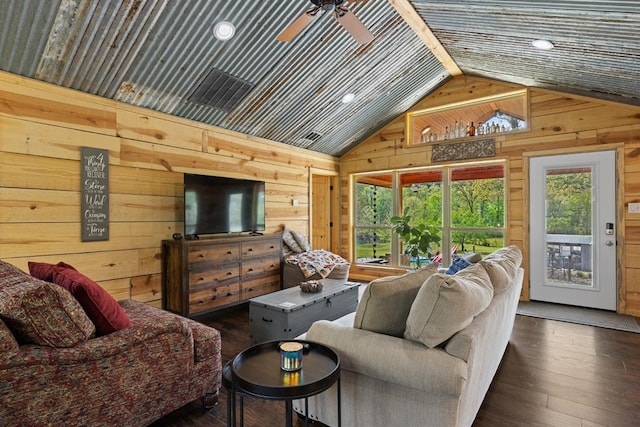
[81,147,109,241]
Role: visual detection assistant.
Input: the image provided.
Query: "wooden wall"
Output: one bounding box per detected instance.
[340,75,640,316]
[0,71,339,308]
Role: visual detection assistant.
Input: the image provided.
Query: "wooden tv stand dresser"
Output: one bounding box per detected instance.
[162,234,282,318]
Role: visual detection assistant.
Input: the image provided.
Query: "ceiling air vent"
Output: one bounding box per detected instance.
[188,68,254,113]
[304,131,323,142]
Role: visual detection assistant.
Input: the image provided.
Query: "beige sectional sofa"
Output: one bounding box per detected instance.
[294,246,523,427]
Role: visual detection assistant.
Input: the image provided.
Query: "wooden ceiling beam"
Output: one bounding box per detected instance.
[389,0,463,76]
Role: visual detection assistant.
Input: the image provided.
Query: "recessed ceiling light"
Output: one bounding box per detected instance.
[342,93,356,103]
[213,21,235,41]
[532,39,554,50]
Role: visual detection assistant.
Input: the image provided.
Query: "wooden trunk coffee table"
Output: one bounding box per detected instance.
[229,340,341,427]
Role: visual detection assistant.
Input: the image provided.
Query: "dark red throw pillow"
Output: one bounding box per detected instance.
[52,266,131,335]
[28,261,77,282]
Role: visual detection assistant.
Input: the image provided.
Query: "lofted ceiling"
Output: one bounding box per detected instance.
[0,0,638,156]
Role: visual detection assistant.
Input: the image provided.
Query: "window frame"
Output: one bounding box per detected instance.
[352,160,507,268]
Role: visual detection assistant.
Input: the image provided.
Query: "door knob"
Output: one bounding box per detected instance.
[605,240,614,246]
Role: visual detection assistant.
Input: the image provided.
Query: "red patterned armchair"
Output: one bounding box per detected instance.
[0,260,222,426]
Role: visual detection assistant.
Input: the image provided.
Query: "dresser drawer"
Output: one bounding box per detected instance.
[188,263,240,291]
[189,243,240,265]
[241,238,281,258]
[242,274,281,300]
[189,283,241,314]
[242,255,281,278]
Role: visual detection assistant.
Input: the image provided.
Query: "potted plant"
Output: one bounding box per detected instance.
[390,209,441,269]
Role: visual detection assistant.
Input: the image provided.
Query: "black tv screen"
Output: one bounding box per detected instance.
[184,174,265,236]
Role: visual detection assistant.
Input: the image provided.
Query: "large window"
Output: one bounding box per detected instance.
[354,162,505,268]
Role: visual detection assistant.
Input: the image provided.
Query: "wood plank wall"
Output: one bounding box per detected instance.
[340,76,640,316]
[0,71,339,307]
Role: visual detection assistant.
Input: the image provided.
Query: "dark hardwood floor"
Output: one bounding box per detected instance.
[152,305,640,427]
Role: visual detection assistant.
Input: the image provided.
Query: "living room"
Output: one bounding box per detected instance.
[2,1,640,426]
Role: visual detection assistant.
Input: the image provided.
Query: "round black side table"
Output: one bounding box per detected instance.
[229,340,341,427]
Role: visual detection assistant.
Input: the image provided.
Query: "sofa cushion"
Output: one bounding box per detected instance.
[462,252,482,263]
[291,230,312,252]
[0,260,95,347]
[52,266,132,335]
[282,226,304,253]
[479,246,523,293]
[445,257,471,275]
[354,264,438,337]
[28,261,76,282]
[0,319,19,363]
[404,262,494,348]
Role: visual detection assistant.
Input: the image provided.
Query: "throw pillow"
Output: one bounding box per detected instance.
[282,226,304,253]
[28,261,76,282]
[0,260,95,347]
[404,262,493,348]
[353,264,438,337]
[445,257,471,275]
[52,266,132,335]
[0,319,19,363]
[291,230,312,252]
[480,246,523,294]
[462,252,482,263]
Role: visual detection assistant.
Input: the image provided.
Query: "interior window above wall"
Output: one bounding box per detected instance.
[352,161,506,268]
[406,90,528,145]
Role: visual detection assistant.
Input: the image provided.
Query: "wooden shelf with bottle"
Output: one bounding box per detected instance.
[406,89,529,145]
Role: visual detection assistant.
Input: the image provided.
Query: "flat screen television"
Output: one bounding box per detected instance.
[184,174,265,237]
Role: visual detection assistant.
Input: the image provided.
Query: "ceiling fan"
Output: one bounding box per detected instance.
[277,0,374,45]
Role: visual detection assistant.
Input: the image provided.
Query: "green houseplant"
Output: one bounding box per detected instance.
[390,208,441,268]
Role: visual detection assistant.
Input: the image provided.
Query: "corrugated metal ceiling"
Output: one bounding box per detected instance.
[0,1,638,156]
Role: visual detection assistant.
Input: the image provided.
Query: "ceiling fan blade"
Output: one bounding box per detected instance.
[277,9,317,42]
[334,7,374,45]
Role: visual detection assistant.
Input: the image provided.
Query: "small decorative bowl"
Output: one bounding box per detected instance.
[300,280,323,293]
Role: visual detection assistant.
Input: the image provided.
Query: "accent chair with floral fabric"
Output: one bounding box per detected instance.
[0,260,222,426]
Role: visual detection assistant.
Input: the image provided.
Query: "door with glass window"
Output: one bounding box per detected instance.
[529,151,617,310]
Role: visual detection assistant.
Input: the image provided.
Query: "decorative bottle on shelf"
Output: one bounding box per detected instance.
[469,122,475,137]
[444,126,449,140]
[477,121,483,135]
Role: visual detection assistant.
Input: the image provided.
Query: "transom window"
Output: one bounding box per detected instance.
[353,162,506,268]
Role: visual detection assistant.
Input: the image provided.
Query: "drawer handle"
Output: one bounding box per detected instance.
[326,298,332,307]
[270,245,275,249]
[198,277,205,282]
[248,248,253,252]
[248,268,254,272]
[226,251,232,255]
[227,272,233,276]
[262,317,273,323]
[199,254,205,258]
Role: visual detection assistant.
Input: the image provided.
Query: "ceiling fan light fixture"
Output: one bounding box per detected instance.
[532,39,554,50]
[213,21,236,41]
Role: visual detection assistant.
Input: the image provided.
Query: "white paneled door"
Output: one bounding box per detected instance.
[529,151,617,310]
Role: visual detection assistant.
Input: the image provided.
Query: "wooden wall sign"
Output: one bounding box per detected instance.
[431,138,496,163]
[81,147,109,241]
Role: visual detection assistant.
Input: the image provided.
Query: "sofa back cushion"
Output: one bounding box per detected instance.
[479,245,523,294]
[404,262,494,348]
[0,319,19,363]
[353,264,438,337]
[0,260,95,347]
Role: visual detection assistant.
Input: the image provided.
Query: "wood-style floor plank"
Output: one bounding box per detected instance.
[152,306,640,427]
